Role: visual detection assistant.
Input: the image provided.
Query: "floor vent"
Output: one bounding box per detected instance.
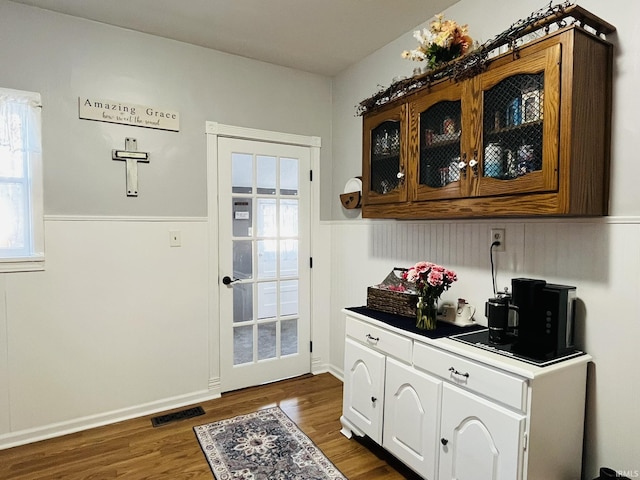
[151,406,205,427]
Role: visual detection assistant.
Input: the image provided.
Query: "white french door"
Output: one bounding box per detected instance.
[217,136,312,392]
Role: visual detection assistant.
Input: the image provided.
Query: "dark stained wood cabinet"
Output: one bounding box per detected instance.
[361,16,614,219]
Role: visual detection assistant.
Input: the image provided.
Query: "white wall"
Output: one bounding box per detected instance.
[331,0,640,477]
[0,0,333,447]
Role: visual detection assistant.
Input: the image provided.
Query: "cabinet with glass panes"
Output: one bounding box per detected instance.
[361,102,408,206]
[361,22,613,219]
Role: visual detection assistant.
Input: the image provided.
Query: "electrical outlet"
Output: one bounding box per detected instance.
[490,228,505,252]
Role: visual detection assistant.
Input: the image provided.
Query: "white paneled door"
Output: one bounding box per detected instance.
[218,136,311,392]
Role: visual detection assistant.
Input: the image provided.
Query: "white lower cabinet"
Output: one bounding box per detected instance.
[383,357,441,479]
[342,337,385,443]
[439,383,525,479]
[341,310,591,480]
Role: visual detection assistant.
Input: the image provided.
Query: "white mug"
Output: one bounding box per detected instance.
[456,303,476,323]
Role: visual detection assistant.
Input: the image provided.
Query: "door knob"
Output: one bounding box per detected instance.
[441,438,449,446]
[222,276,240,285]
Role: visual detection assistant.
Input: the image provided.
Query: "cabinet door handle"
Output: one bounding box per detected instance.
[371,396,377,403]
[441,438,449,446]
[365,334,379,342]
[449,366,470,378]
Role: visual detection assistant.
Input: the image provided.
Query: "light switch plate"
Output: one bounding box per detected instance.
[169,230,181,247]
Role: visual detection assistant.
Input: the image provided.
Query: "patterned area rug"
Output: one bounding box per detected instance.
[194,406,346,480]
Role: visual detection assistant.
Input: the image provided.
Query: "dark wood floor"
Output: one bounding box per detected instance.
[0,373,420,479]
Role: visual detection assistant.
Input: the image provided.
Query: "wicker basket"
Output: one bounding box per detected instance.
[367,286,418,318]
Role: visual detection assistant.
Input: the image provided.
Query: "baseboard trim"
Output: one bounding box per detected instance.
[0,389,221,451]
[326,365,344,382]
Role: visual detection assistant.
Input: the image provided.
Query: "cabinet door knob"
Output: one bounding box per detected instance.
[469,150,479,177]
[441,438,449,446]
[371,396,377,403]
[397,171,405,179]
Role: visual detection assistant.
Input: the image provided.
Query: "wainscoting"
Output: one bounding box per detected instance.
[329,217,640,475]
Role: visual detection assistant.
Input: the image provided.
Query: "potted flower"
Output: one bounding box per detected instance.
[403,261,457,330]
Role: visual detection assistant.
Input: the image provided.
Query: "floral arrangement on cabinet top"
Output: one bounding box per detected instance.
[401,14,474,70]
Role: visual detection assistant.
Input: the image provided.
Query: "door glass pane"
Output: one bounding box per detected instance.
[281,319,298,356]
[233,283,253,323]
[419,100,462,188]
[257,281,277,320]
[257,198,277,237]
[257,155,276,195]
[280,157,298,195]
[280,199,298,237]
[257,239,277,279]
[233,325,253,365]
[258,322,277,360]
[370,120,401,194]
[233,240,252,279]
[483,73,544,179]
[232,198,252,237]
[231,153,253,193]
[280,280,298,317]
[0,183,26,249]
[280,239,298,277]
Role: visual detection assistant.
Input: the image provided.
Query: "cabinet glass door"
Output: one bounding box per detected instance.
[413,82,467,201]
[475,44,561,197]
[362,104,407,205]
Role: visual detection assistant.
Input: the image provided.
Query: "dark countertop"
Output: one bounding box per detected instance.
[345,306,485,340]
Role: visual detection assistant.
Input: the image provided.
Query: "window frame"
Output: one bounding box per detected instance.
[0,87,44,273]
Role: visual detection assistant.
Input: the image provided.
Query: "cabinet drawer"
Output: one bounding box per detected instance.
[346,317,412,363]
[413,342,527,411]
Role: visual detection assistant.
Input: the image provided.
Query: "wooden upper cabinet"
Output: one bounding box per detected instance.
[362,103,408,206]
[472,43,561,198]
[361,24,613,219]
[411,79,467,202]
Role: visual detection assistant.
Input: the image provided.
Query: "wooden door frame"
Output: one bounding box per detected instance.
[205,122,321,396]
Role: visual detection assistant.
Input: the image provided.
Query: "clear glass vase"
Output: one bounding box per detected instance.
[416,296,438,330]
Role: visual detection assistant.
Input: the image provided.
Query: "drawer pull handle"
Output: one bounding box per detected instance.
[366,334,380,342]
[449,366,470,378]
[440,438,449,446]
[371,396,377,403]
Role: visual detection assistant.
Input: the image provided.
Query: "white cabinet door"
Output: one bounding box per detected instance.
[439,384,526,480]
[383,357,441,479]
[343,337,386,443]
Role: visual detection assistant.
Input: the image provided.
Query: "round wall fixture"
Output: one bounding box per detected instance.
[340,177,362,209]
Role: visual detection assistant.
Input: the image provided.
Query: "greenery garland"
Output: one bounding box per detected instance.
[356,1,583,116]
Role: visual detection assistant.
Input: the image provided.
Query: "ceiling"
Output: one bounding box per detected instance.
[8,0,458,76]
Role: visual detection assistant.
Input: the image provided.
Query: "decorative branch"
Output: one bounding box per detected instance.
[356,1,610,116]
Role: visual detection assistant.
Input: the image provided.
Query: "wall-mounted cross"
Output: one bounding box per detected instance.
[112,137,150,196]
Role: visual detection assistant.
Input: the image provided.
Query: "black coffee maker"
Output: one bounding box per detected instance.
[510,278,577,359]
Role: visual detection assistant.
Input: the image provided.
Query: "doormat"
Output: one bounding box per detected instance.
[194,406,346,480]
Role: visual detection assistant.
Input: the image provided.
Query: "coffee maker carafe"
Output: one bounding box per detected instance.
[485,292,517,344]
